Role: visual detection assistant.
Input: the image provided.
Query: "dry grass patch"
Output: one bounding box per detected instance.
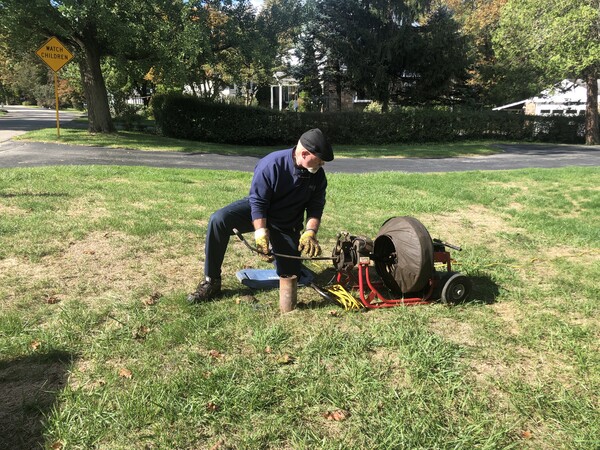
[543,245,598,262]
[429,317,477,346]
[423,205,597,291]
[491,302,521,336]
[421,205,523,246]
[0,203,29,216]
[64,197,110,220]
[0,231,202,309]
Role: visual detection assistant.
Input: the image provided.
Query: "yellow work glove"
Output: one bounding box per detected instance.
[298,229,321,258]
[254,228,274,262]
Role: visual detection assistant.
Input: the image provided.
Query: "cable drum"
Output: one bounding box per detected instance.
[373,216,434,294]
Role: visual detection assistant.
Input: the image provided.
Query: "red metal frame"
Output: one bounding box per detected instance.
[336,250,453,308]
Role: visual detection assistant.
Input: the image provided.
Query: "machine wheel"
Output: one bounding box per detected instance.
[440,273,471,304]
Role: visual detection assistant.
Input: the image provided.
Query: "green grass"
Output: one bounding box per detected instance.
[1,166,599,449]
[16,126,501,158]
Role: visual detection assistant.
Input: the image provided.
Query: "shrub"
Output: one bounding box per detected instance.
[116,104,145,131]
[152,93,585,145]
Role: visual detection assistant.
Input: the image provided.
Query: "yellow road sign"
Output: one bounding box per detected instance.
[35,36,74,72]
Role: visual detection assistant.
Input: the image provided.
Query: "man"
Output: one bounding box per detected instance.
[188,128,334,303]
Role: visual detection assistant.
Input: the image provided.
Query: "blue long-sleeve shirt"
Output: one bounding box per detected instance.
[248,148,327,232]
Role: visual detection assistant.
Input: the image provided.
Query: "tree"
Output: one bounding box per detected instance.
[315,0,468,110]
[316,0,428,111]
[0,0,184,132]
[255,0,304,104]
[438,0,511,106]
[493,0,600,144]
[406,6,471,105]
[171,1,289,106]
[291,25,324,111]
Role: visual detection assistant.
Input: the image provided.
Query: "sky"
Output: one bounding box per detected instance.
[250,0,263,11]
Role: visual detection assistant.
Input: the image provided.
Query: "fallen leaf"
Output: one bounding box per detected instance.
[264,346,272,354]
[132,325,150,340]
[118,368,133,379]
[83,249,96,255]
[206,402,220,412]
[329,310,340,317]
[30,340,41,351]
[323,409,351,421]
[521,430,533,439]
[45,294,62,304]
[277,353,295,365]
[51,441,64,450]
[143,292,161,306]
[209,349,224,359]
[210,439,226,450]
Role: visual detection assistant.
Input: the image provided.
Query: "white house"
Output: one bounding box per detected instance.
[493,79,600,116]
[270,72,298,110]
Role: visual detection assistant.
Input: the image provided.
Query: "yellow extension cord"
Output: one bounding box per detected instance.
[326,284,363,311]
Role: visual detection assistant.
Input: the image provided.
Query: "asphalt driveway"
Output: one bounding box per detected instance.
[1,105,599,173]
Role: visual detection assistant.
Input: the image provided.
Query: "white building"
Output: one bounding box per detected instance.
[270,72,298,111]
[493,79,599,116]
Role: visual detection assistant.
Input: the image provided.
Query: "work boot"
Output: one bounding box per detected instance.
[187,277,221,304]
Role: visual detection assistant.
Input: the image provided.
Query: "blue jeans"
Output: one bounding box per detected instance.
[204,198,302,279]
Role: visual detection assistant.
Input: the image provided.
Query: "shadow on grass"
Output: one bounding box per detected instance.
[0,350,74,450]
[0,192,70,198]
[461,274,500,305]
[37,126,276,156]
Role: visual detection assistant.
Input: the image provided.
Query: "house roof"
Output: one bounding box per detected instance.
[493,79,598,110]
[492,100,527,111]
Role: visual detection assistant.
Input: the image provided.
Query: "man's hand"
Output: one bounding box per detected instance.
[298,229,321,257]
[254,228,274,262]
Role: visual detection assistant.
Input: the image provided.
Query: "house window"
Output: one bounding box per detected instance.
[540,109,551,114]
[551,110,563,115]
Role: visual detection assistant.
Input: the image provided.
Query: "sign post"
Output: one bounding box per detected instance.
[35,37,74,138]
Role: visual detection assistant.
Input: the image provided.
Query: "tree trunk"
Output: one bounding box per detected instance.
[76,36,115,133]
[585,74,599,145]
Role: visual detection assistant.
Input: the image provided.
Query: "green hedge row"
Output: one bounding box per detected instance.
[152,93,585,145]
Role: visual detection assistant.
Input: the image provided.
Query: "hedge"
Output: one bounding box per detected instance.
[152,93,585,145]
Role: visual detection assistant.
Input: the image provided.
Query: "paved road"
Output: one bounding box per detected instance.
[1,105,599,173]
[0,105,82,142]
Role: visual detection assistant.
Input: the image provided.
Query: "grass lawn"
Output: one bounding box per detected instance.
[1,165,599,449]
[16,126,502,158]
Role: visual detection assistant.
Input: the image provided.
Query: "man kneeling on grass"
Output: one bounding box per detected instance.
[188,128,335,303]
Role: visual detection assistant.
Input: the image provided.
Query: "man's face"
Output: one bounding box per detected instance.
[298,148,325,173]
